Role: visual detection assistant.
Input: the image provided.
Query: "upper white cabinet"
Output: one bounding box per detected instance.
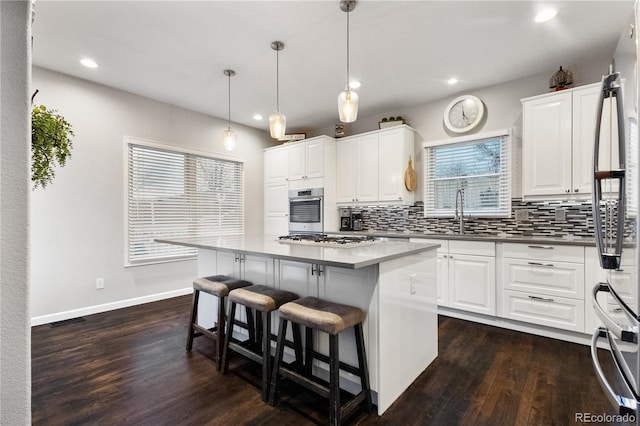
[288,137,328,186]
[522,83,611,198]
[265,144,290,186]
[337,125,415,205]
[337,133,379,203]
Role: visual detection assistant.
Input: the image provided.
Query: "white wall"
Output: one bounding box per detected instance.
[1,1,32,423]
[30,67,271,324]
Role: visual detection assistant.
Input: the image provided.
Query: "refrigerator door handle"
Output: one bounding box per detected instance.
[592,282,639,343]
[591,327,638,415]
[592,72,626,270]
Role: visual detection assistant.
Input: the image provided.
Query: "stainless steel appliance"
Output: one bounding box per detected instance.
[591,3,640,422]
[352,212,363,231]
[288,188,323,234]
[339,207,353,231]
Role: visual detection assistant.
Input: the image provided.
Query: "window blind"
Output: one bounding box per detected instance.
[127,141,244,265]
[424,134,511,217]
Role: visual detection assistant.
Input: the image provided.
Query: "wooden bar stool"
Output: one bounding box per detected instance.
[222,285,302,402]
[269,296,372,426]
[186,275,253,371]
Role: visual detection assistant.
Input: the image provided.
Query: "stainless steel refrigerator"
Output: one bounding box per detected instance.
[591,1,640,423]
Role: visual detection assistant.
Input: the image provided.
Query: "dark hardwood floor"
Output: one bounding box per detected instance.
[32,295,621,425]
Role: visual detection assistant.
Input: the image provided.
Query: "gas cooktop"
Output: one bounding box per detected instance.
[277,233,378,247]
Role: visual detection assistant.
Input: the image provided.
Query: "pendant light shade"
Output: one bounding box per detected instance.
[269,41,286,139]
[338,0,358,123]
[222,69,237,151]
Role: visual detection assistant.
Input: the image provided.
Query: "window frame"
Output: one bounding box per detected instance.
[124,136,245,267]
[422,129,513,218]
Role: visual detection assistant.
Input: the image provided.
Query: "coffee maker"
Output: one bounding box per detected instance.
[339,207,352,231]
[352,212,363,231]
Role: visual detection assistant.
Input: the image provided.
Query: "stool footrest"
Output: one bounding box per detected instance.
[309,349,362,377]
[191,324,219,340]
[228,341,265,365]
[278,366,331,399]
[340,391,368,420]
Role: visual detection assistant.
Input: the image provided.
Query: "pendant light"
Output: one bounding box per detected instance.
[222,69,237,151]
[269,41,286,139]
[338,0,358,123]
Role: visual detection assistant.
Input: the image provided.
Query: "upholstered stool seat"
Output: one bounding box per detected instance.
[269,297,372,426]
[186,275,253,371]
[222,285,302,402]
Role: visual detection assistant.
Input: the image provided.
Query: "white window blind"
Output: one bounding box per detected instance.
[127,141,244,265]
[424,133,511,217]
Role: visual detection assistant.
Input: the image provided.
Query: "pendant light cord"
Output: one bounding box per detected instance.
[346,7,350,89]
[227,72,231,129]
[276,48,280,113]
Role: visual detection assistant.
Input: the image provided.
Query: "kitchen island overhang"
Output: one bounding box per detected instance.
[157,235,439,415]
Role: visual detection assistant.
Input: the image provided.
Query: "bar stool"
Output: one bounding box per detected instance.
[222,285,302,402]
[269,296,372,426]
[186,275,253,371]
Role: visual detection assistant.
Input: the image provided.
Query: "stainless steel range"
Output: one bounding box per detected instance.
[278,233,378,248]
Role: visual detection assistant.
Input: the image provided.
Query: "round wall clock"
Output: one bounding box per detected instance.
[443,95,485,133]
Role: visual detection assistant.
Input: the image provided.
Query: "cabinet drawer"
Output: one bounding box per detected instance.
[503,243,583,263]
[449,240,494,257]
[502,290,585,333]
[503,259,584,299]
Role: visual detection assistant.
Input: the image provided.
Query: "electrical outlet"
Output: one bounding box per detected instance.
[96,278,104,290]
[555,209,566,221]
[515,209,529,221]
[410,274,417,294]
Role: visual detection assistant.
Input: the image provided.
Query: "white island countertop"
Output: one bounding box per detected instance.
[156,234,439,269]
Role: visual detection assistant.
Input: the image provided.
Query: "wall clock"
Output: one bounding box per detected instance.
[443,95,485,133]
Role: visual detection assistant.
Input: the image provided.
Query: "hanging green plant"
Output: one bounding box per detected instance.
[31,90,74,189]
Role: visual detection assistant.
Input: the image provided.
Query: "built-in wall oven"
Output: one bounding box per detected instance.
[288,188,323,234]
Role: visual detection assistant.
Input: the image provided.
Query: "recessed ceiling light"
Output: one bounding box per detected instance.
[80,58,98,68]
[253,114,263,120]
[447,78,458,85]
[535,8,557,23]
[348,80,361,89]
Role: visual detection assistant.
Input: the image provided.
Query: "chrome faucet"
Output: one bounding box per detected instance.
[455,189,464,234]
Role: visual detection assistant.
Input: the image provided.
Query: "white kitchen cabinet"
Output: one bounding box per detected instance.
[448,248,496,315]
[264,182,289,236]
[411,238,495,315]
[377,126,415,204]
[264,136,338,232]
[501,243,586,332]
[584,246,637,333]
[337,125,415,205]
[522,83,605,198]
[336,133,379,203]
[288,136,328,187]
[264,144,290,185]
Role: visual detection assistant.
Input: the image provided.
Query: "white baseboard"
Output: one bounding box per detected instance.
[31,288,194,327]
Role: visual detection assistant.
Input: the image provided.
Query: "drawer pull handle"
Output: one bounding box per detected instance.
[528,295,554,302]
[528,261,554,267]
[527,245,554,249]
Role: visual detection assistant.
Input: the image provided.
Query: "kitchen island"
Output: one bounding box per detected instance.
[157,235,439,414]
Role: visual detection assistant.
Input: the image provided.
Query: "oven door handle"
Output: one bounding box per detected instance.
[592,282,639,343]
[290,197,322,202]
[591,327,638,415]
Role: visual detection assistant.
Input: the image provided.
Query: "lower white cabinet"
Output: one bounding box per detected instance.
[412,238,496,315]
[501,243,585,333]
[502,290,585,332]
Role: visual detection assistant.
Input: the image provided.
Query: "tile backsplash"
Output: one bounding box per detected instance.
[353,199,636,239]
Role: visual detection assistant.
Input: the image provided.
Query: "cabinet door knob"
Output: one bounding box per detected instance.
[574,189,579,192]
[398,197,402,200]
[566,189,570,193]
